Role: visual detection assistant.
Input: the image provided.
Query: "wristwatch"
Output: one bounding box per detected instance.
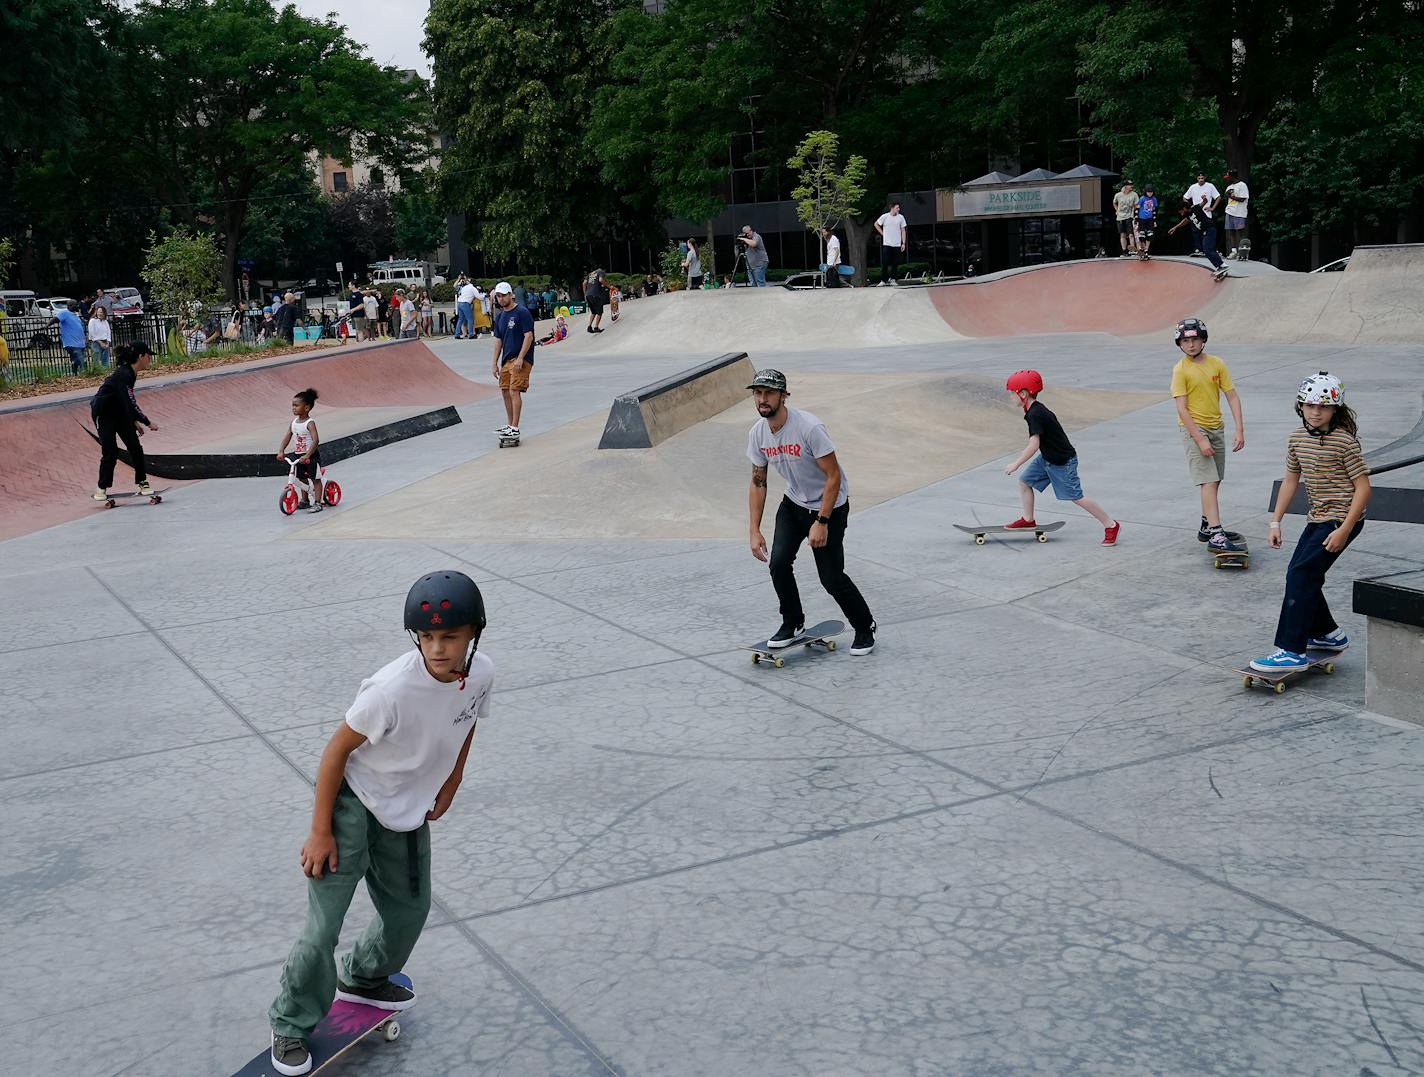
[815,514,831,525]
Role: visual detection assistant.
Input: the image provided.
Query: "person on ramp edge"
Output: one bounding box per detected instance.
[746,368,877,655]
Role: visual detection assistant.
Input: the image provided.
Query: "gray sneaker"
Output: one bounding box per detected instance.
[336,978,416,1010]
[270,1032,311,1076]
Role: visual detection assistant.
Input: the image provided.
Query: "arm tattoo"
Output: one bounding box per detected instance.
[752,465,767,489]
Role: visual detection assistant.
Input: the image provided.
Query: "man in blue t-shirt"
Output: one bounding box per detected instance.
[491,281,534,438]
[56,300,87,375]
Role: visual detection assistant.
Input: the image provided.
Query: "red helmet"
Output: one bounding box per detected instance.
[1006,370,1043,395]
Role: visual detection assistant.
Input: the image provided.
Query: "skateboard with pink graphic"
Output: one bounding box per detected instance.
[233,973,413,1075]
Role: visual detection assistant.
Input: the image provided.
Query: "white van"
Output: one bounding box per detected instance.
[367,260,445,290]
[1,290,37,318]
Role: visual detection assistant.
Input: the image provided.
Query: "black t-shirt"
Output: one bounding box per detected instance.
[1025,400,1075,465]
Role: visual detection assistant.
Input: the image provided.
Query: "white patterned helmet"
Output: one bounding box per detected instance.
[1297,372,1343,406]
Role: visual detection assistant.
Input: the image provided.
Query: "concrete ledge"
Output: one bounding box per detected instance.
[1354,570,1424,726]
[86,405,462,479]
[598,352,754,449]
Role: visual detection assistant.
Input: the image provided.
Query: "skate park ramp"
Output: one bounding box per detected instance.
[308,371,1162,544]
[0,340,494,539]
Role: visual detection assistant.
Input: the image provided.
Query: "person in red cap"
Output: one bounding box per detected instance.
[1003,370,1121,545]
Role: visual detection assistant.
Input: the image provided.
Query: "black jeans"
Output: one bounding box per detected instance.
[879,246,902,282]
[825,264,843,288]
[1274,519,1362,653]
[96,415,146,488]
[769,497,873,632]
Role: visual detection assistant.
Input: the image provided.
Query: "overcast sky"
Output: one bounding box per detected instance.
[291,0,432,79]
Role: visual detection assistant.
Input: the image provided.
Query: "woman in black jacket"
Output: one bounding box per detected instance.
[91,342,159,500]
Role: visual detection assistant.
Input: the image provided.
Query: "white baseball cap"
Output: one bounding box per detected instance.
[493,281,513,295]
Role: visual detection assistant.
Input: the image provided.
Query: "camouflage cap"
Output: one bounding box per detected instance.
[747,368,788,392]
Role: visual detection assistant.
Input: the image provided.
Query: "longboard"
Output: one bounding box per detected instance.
[233,972,413,1076]
[92,487,168,508]
[954,520,1065,545]
[1209,540,1250,570]
[743,619,844,668]
[1234,646,1345,695]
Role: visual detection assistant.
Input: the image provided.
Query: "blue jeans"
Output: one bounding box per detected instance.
[66,346,86,375]
[1274,519,1362,653]
[749,265,768,287]
[455,302,473,336]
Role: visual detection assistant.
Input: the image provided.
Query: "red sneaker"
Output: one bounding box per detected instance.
[1004,517,1037,529]
[1102,521,1121,545]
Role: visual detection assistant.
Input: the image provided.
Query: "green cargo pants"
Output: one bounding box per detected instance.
[269,781,431,1038]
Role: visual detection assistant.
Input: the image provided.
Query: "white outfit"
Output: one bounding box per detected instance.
[1225,181,1250,218]
[876,212,907,248]
[362,295,379,320]
[344,649,495,832]
[1183,181,1220,209]
[747,406,848,511]
[825,235,841,266]
[290,417,315,456]
[87,317,112,346]
[457,282,477,304]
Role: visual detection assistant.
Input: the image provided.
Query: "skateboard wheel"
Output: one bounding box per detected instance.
[105,499,116,508]
[826,640,837,651]
[974,535,985,545]
[1214,559,1222,569]
[1242,675,1253,689]
[1036,532,1047,542]
[150,495,161,504]
[383,1020,400,1042]
[1323,662,1335,674]
[773,658,784,668]
[751,654,760,665]
[1273,682,1286,695]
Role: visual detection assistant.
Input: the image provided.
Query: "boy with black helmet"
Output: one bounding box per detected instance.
[1171,318,1247,553]
[267,571,492,1076]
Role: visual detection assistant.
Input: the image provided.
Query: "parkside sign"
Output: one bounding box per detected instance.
[953,184,1082,217]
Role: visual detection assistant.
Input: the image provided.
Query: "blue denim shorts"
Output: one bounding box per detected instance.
[1020,454,1083,500]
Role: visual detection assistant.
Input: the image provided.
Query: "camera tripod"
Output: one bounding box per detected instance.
[728,245,749,287]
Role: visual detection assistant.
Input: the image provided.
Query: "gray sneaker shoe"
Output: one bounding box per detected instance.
[336,978,416,1010]
[270,1032,311,1076]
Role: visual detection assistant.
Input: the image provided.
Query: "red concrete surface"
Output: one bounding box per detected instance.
[0,340,495,540]
[930,259,1223,337]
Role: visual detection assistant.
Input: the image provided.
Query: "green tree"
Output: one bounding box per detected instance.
[788,131,868,280]
[427,0,630,275]
[329,185,396,274]
[115,0,427,298]
[393,177,448,258]
[141,228,224,348]
[239,167,339,283]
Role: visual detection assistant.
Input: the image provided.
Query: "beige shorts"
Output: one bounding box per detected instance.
[1181,424,1226,486]
[498,360,531,392]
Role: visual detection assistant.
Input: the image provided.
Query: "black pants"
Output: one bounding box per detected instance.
[879,246,902,282]
[96,415,146,488]
[825,264,843,288]
[1274,519,1362,653]
[769,497,873,632]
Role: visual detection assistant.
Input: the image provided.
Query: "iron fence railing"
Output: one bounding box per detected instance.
[1,312,181,384]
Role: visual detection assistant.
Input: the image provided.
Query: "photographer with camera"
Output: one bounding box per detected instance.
[736,225,770,287]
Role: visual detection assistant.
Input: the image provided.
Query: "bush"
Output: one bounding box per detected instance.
[430,282,456,303]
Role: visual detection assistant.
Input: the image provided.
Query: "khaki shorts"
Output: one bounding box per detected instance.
[1181,424,1226,486]
[499,360,531,392]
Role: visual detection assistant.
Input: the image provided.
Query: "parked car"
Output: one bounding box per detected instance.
[107,287,145,315]
[33,296,75,318]
[1,289,38,318]
[1310,257,1350,274]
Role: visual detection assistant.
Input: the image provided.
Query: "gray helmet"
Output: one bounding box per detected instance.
[404,571,486,633]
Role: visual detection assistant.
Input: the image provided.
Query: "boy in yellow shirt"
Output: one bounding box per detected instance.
[1170,318,1246,552]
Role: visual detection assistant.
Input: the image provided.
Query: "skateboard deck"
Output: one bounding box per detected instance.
[743,619,844,667]
[954,520,1065,545]
[1234,646,1345,694]
[1208,540,1250,570]
[92,488,168,508]
[498,434,520,448]
[233,973,413,1076]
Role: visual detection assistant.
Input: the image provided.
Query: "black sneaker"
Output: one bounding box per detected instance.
[335,978,417,1011]
[850,622,877,656]
[270,1032,312,1076]
[1199,522,1245,543]
[767,622,803,649]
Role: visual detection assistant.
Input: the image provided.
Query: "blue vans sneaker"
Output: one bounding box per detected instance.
[1250,649,1309,673]
[1307,629,1348,651]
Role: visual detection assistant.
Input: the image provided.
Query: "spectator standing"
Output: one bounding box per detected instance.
[79,294,93,320]
[386,291,401,338]
[87,304,113,367]
[821,226,843,288]
[737,225,770,287]
[1223,169,1250,257]
[420,292,433,336]
[91,288,114,320]
[1182,171,1221,256]
[274,291,301,344]
[398,290,417,339]
[474,284,492,338]
[874,201,908,285]
[542,285,555,319]
[1113,181,1139,256]
[361,289,380,340]
[348,285,365,339]
[584,267,609,333]
[1135,185,1160,258]
[259,306,277,342]
[454,276,476,339]
[682,238,703,290]
[513,281,526,309]
[57,300,87,374]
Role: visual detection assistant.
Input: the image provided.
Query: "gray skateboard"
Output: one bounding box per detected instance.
[954,520,1065,545]
[92,487,168,508]
[1234,646,1345,694]
[744,619,844,668]
[498,434,520,448]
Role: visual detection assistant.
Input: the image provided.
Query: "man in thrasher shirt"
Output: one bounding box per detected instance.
[746,368,877,655]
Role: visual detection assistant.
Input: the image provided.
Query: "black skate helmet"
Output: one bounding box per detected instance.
[1175,317,1208,345]
[404,571,486,686]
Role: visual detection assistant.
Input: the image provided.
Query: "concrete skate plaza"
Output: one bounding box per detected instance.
[4,261,1423,1075]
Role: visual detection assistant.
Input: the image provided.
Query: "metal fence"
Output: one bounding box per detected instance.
[1,312,180,384]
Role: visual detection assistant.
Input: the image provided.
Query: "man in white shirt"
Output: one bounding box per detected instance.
[821,226,844,288]
[361,290,380,340]
[1222,169,1250,258]
[454,277,477,339]
[1182,171,1221,256]
[746,368,877,655]
[874,201,908,285]
[399,290,418,339]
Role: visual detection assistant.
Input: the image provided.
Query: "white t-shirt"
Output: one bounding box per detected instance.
[1225,181,1250,218]
[1184,182,1220,210]
[876,212,907,248]
[87,317,112,344]
[457,283,477,304]
[362,295,379,320]
[290,417,315,455]
[747,406,849,511]
[401,298,416,330]
[825,235,841,266]
[344,648,494,832]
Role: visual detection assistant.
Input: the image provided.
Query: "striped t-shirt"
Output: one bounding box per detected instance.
[1285,427,1367,521]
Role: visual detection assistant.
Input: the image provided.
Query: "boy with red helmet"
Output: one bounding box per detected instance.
[266,571,492,1075]
[1003,370,1121,546]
